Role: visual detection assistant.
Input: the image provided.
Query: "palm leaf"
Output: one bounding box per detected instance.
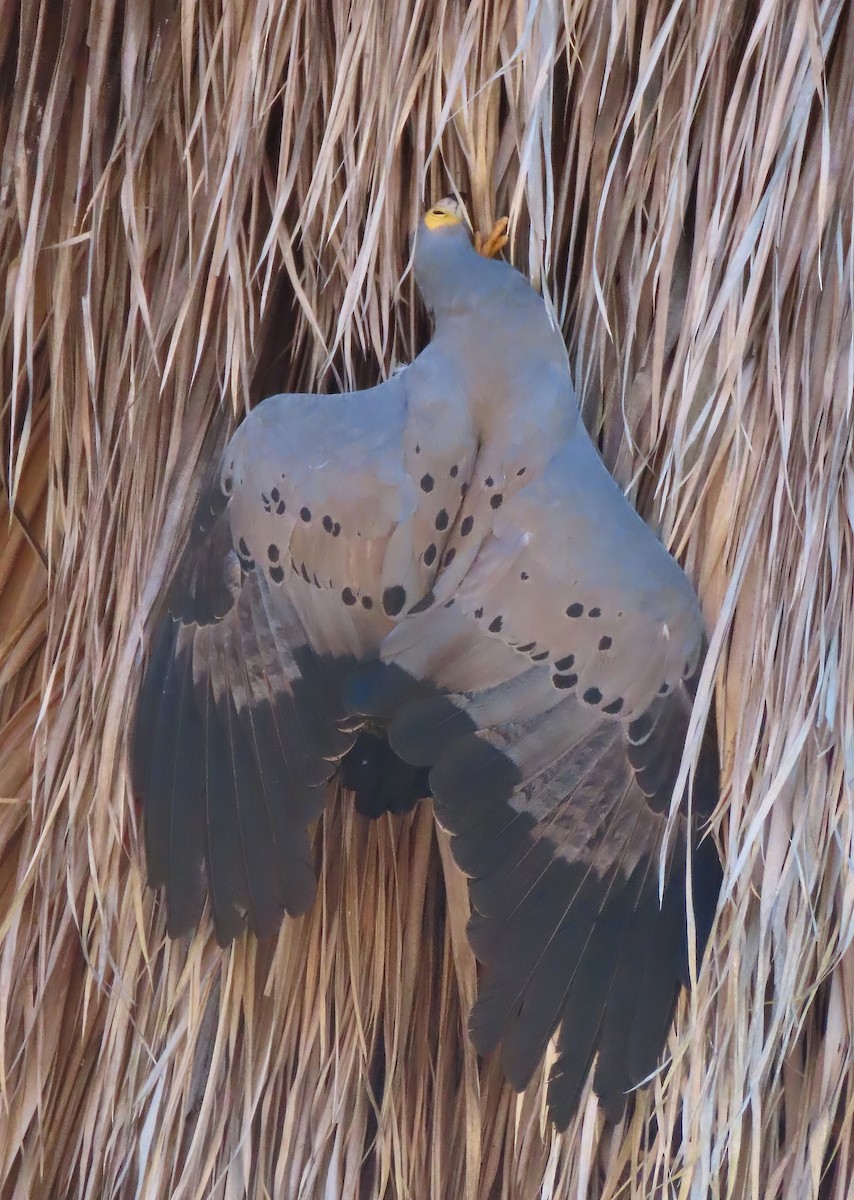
[1,1,852,1195]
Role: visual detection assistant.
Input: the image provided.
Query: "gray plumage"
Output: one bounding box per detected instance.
[133,199,721,1127]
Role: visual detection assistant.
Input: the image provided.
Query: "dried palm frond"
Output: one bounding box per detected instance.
[1,1,852,1196]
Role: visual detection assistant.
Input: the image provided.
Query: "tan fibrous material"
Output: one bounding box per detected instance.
[0,2,852,1197]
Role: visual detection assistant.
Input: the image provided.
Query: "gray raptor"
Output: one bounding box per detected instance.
[133,199,721,1128]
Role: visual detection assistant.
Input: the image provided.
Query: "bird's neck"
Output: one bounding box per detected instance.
[416,241,508,317]
[428,302,578,478]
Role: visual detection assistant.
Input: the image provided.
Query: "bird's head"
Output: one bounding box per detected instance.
[413,196,478,315]
[421,197,469,234]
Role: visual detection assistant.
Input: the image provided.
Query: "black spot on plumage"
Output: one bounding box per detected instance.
[460,515,474,536]
[449,464,459,478]
[271,488,280,502]
[444,599,455,608]
[443,547,456,567]
[603,697,624,714]
[520,571,529,580]
[383,586,407,617]
[531,650,549,662]
[485,476,494,487]
[583,687,603,705]
[435,509,449,531]
[415,444,421,454]
[516,466,526,476]
[460,482,468,497]
[408,593,434,615]
[488,615,503,633]
[300,506,311,522]
[554,654,575,671]
[490,493,503,510]
[333,522,341,537]
[361,596,373,610]
[474,607,484,620]
[517,642,536,653]
[566,602,584,618]
[238,537,250,557]
[659,682,671,695]
[553,672,578,689]
[261,493,269,506]
[420,473,435,493]
[269,564,285,584]
[423,543,437,566]
[589,607,601,618]
[239,557,255,572]
[322,515,334,533]
[599,635,613,651]
[223,475,233,493]
[300,563,311,583]
[268,544,280,562]
[342,588,357,606]
[276,501,286,515]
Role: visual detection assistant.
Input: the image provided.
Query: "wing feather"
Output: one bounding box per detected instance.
[163,636,207,935]
[134,464,357,942]
[347,605,720,1128]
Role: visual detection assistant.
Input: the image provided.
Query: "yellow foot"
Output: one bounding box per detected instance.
[475,216,509,259]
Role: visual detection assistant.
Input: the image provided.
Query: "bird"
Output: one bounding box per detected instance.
[132,197,722,1129]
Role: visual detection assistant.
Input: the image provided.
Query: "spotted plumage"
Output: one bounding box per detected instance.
[133,198,720,1132]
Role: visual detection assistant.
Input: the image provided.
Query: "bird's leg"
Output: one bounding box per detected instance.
[475,216,509,258]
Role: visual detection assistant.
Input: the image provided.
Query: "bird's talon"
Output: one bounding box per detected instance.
[476,216,510,258]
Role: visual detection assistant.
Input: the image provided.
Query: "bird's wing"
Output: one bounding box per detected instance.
[133,360,480,941]
[345,424,721,1126]
[131,464,361,943]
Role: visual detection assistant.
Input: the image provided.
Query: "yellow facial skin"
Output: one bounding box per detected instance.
[424,205,462,230]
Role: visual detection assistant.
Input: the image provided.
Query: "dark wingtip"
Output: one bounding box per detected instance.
[131,616,177,801]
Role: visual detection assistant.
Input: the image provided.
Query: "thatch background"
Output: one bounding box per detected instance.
[1,1,852,1196]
